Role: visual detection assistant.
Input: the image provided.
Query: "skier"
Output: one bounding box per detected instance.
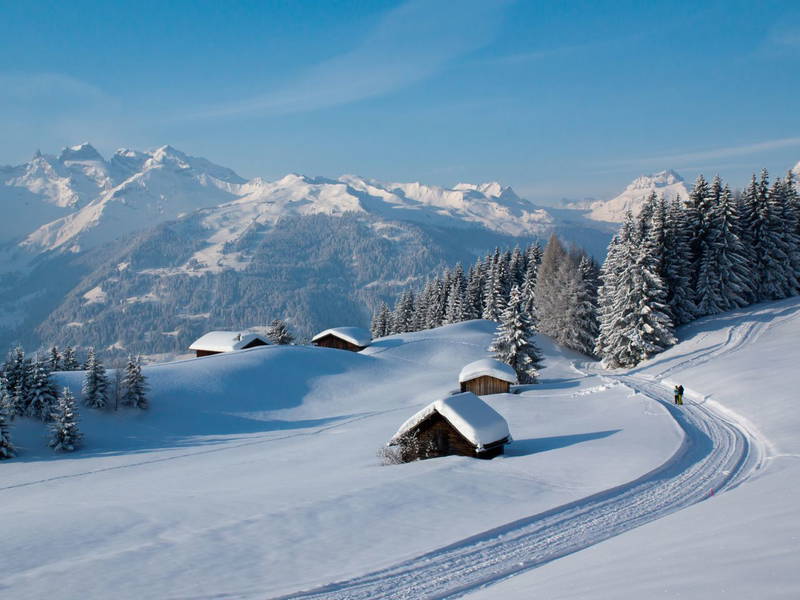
[674,384,684,405]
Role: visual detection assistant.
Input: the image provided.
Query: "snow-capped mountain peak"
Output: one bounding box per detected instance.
[58,142,104,164]
[586,169,690,223]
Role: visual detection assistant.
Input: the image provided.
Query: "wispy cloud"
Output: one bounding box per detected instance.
[759,21,800,57]
[601,137,800,170]
[185,0,511,120]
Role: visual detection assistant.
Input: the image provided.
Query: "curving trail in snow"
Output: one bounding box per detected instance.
[270,318,770,600]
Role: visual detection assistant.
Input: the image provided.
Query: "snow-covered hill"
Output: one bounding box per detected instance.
[0,321,681,599]
[586,169,691,222]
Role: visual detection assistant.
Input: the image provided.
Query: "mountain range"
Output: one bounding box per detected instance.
[1,142,708,358]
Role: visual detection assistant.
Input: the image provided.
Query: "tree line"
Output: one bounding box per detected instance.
[374,168,800,373]
[596,169,799,367]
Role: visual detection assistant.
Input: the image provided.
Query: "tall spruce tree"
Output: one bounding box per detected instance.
[82,348,109,410]
[748,170,788,300]
[489,285,543,384]
[122,355,149,410]
[392,290,416,333]
[49,388,82,452]
[27,357,58,421]
[371,302,392,338]
[464,264,484,320]
[663,197,697,324]
[49,346,61,372]
[597,212,676,367]
[562,255,600,356]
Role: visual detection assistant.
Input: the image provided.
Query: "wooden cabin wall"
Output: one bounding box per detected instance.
[460,376,510,396]
[196,349,221,357]
[398,413,478,461]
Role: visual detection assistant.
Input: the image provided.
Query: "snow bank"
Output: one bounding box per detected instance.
[458,358,518,384]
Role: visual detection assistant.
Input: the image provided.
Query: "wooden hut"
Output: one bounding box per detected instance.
[388,392,511,462]
[189,331,270,357]
[311,327,371,352]
[458,358,518,395]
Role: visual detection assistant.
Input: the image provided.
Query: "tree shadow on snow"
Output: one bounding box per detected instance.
[507,429,621,457]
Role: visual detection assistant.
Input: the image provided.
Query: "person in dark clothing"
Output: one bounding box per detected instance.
[677,384,684,405]
[674,385,681,405]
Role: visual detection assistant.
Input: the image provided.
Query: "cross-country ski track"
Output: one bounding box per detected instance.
[272,315,772,600]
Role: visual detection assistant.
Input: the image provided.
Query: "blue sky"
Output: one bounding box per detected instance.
[1,0,798,202]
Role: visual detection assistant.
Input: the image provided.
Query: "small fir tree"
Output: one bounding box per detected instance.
[49,388,82,452]
[82,348,109,409]
[267,319,294,345]
[489,285,544,384]
[49,346,61,372]
[62,346,80,371]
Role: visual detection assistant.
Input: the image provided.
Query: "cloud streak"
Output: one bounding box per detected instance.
[601,137,800,169]
[185,0,511,120]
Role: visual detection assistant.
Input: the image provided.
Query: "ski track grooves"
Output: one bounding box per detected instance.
[270,315,776,600]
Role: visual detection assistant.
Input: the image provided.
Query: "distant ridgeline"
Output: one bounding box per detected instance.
[379,169,800,369]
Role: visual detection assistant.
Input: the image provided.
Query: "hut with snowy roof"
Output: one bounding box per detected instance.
[388,392,511,462]
[459,358,518,395]
[311,326,371,352]
[189,331,270,357]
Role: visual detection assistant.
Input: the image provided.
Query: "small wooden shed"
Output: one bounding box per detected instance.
[459,358,518,395]
[388,392,511,462]
[311,327,371,352]
[189,331,270,357]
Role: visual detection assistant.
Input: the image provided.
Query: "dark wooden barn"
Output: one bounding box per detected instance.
[458,358,518,395]
[388,392,511,462]
[311,327,371,352]
[189,331,270,357]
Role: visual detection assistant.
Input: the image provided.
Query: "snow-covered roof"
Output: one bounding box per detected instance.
[311,326,371,348]
[458,358,518,384]
[189,331,269,353]
[391,392,511,450]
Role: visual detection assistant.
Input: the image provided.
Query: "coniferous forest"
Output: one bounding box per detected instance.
[376,169,800,370]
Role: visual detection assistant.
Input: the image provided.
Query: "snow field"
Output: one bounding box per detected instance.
[0,320,681,599]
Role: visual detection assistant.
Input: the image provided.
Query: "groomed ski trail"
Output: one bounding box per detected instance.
[270,314,775,600]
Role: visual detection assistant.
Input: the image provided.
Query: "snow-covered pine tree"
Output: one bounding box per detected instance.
[783,170,800,292]
[0,384,14,459]
[267,319,295,345]
[747,170,789,301]
[49,346,61,372]
[562,255,600,357]
[696,184,751,314]
[425,279,447,329]
[664,196,698,324]
[122,355,149,410]
[768,176,800,297]
[62,346,79,371]
[684,174,711,274]
[4,347,27,416]
[509,246,525,288]
[82,348,109,410]
[49,388,82,452]
[443,263,467,324]
[598,212,677,368]
[520,255,538,320]
[489,284,544,384]
[464,264,484,320]
[411,281,433,331]
[27,356,58,421]
[371,302,392,338]
[595,228,626,360]
[392,290,416,333]
[481,259,505,322]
